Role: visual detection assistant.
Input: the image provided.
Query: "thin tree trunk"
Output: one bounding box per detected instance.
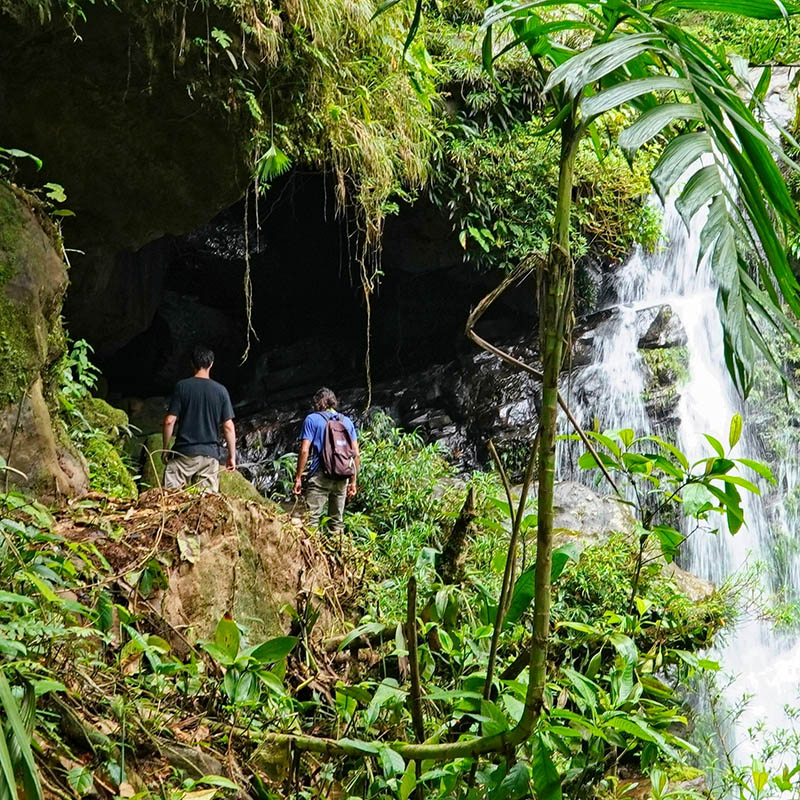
[527,108,580,713]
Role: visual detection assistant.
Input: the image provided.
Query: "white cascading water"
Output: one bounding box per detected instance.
[557,184,800,762]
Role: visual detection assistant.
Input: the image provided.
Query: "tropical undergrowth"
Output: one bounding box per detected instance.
[55,339,138,500]
[0,412,742,800]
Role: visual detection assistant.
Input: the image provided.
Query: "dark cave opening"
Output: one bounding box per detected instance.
[73,171,536,409]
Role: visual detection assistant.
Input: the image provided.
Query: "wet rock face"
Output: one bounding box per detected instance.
[0,7,248,357]
[236,337,543,492]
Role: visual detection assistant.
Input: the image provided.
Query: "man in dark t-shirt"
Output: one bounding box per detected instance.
[162,345,236,491]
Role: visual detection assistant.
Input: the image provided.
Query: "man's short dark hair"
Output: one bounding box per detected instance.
[313,387,338,411]
[192,345,215,371]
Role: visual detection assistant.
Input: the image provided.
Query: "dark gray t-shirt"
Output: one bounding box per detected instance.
[167,377,234,458]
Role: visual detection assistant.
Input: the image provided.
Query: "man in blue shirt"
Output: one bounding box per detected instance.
[293,387,359,531]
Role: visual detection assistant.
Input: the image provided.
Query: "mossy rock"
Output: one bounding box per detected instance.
[219,470,265,504]
[78,396,130,440]
[0,182,67,404]
[82,435,138,500]
[141,433,166,488]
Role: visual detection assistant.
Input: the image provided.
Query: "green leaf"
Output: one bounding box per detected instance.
[202,642,235,666]
[480,699,509,736]
[214,616,240,660]
[609,633,638,666]
[545,33,661,100]
[703,434,725,458]
[336,737,380,754]
[257,143,291,183]
[0,670,42,800]
[734,458,775,484]
[681,483,714,516]
[650,132,713,202]
[551,543,580,582]
[675,164,723,227]
[195,776,240,791]
[531,735,562,800]
[656,0,798,17]
[365,679,405,727]
[0,592,34,607]
[562,668,599,709]
[619,103,703,161]
[0,148,42,170]
[653,525,684,562]
[248,636,298,664]
[582,77,691,118]
[43,183,66,203]
[399,761,416,800]
[96,591,113,633]
[728,413,743,448]
[66,767,94,797]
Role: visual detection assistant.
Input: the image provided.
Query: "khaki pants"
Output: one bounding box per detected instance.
[164,454,220,491]
[305,473,348,531]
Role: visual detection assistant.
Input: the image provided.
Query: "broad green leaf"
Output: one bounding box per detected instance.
[551,543,580,581]
[681,483,714,516]
[365,679,406,727]
[337,622,386,651]
[532,735,562,800]
[712,473,760,495]
[378,745,405,778]
[66,766,94,796]
[96,591,113,633]
[675,164,723,227]
[656,0,797,18]
[619,103,703,161]
[480,700,509,736]
[214,616,240,660]
[582,76,691,118]
[735,458,775,484]
[202,642,235,666]
[195,777,240,791]
[651,132,713,202]
[248,636,298,664]
[545,33,661,100]
[399,761,416,800]
[609,633,638,665]
[562,668,599,709]
[653,525,684,562]
[337,737,380,754]
[703,434,725,458]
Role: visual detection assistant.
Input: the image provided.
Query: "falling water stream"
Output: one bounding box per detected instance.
[556,184,800,764]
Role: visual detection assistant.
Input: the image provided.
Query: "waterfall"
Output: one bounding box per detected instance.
[558,188,800,762]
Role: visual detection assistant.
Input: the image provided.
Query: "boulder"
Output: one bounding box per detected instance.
[0,378,88,497]
[0,182,89,497]
[637,305,688,350]
[551,481,636,550]
[158,494,341,643]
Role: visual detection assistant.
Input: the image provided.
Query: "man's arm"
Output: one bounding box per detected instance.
[293,439,312,495]
[347,440,361,498]
[163,414,177,457]
[223,419,236,471]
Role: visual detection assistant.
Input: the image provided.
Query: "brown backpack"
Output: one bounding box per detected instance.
[317,412,356,479]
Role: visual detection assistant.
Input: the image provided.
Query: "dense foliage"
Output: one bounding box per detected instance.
[0,417,753,800]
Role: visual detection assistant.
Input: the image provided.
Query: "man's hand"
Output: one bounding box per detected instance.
[347,481,357,499]
[226,454,236,472]
[293,476,303,496]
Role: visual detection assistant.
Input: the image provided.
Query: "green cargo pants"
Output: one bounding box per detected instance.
[305,472,348,531]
